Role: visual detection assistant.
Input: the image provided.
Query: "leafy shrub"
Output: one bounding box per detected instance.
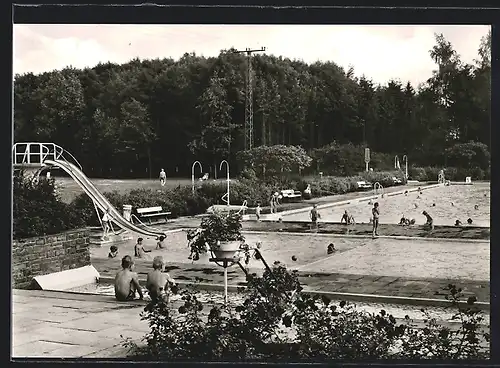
[126,263,489,361]
[13,170,86,239]
[312,142,395,176]
[445,141,490,169]
[237,145,313,179]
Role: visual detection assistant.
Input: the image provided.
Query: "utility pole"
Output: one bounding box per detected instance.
[234,47,266,150]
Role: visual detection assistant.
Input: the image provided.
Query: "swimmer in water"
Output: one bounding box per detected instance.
[399,216,406,225]
[467,218,473,225]
[432,203,436,207]
[451,202,454,206]
[474,205,479,210]
[404,190,408,196]
[409,218,416,225]
[414,203,418,208]
[455,219,462,226]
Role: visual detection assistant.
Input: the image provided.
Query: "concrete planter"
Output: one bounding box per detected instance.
[212,240,242,260]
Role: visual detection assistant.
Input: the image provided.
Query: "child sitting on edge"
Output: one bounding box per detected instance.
[146,256,177,304]
[108,245,118,258]
[114,255,143,301]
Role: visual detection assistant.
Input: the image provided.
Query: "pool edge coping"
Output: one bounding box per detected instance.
[83,276,492,312]
[168,227,489,243]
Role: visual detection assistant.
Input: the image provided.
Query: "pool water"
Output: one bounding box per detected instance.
[282,184,490,227]
[66,283,489,325]
[91,231,489,281]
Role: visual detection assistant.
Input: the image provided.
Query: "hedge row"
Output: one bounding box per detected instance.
[409,166,490,182]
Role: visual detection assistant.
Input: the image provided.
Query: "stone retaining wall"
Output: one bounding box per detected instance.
[12,229,91,289]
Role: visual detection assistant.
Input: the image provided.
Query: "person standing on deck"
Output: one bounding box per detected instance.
[159,169,167,186]
[269,193,276,214]
[101,208,111,241]
[372,202,380,238]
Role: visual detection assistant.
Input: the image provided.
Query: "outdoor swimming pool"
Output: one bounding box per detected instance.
[282,184,490,227]
[66,283,490,325]
[91,231,490,281]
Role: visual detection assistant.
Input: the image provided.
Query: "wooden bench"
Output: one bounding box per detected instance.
[280,189,302,202]
[136,206,171,224]
[356,181,373,190]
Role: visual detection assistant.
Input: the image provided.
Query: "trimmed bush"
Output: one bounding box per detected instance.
[13,170,86,239]
[408,166,490,182]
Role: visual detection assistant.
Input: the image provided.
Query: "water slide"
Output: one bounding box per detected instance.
[43,159,166,239]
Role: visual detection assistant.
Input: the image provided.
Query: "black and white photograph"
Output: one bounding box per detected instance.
[11,16,491,361]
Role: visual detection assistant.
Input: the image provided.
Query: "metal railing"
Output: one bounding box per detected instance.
[373,182,384,196]
[12,142,82,170]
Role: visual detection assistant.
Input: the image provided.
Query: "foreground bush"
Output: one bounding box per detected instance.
[124,263,489,361]
[13,170,86,239]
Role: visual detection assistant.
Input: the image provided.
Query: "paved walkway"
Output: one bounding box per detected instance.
[12,289,147,358]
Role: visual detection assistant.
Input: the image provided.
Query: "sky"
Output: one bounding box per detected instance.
[13,24,490,87]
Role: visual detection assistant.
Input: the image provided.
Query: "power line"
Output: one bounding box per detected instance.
[233,47,266,151]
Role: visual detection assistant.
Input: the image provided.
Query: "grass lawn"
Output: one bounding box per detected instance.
[54,177,232,203]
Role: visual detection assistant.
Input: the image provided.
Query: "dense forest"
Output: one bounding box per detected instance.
[13,31,491,178]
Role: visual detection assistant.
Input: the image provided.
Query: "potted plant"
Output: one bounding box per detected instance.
[187,211,245,261]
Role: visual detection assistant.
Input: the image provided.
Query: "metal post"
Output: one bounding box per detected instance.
[223,260,228,305]
[192,161,202,195]
[402,155,408,180]
[233,47,266,150]
[365,162,369,172]
[220,160,230,207]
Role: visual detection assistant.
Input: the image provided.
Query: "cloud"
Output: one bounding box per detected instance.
[13,24,489,86]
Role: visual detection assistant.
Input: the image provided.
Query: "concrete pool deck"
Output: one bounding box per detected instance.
[12,284,489,359]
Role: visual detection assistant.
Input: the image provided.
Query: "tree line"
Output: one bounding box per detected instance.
[13,31,491,178]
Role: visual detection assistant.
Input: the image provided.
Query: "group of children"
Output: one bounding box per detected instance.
[253,191,283,221]
[112,235,176,303]
[114,254,177,303]
[108,236,167,259]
